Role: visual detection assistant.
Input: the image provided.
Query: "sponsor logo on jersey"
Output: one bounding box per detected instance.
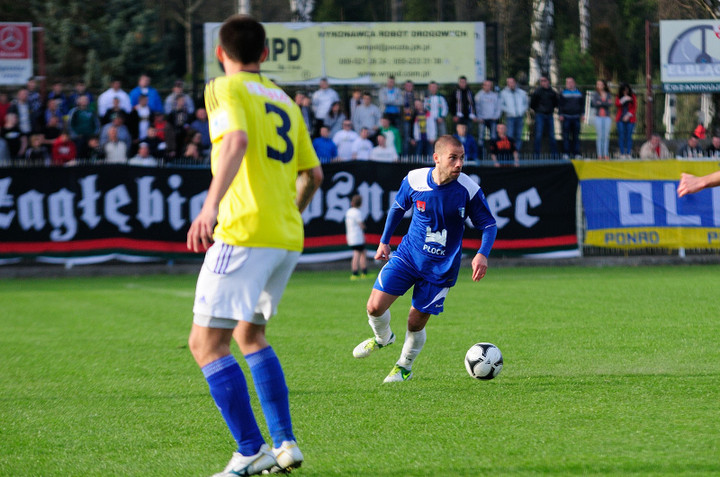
[416,200,426,212]
[423,227,447,255]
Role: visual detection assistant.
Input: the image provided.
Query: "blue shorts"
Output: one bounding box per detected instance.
[374,256,450,315]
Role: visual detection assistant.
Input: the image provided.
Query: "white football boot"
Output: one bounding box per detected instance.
[383,364,413,383]
[352,333,395,358]
[211,443,276,476]
[263,440,304,474]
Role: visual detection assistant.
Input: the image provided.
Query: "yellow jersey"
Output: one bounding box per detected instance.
[204,72,319,251]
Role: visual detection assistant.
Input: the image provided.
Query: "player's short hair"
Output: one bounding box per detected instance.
[351,194,362,207]
[219,15,266,64]
[435,135,463,153]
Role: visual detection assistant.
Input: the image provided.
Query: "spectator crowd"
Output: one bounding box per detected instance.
[1,73,718,167]
[0,75,210,166]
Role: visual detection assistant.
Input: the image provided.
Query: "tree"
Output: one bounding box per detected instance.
[530,0,558,86]
[28,0,177,88]
[558,35,594,84]
[579,0,590,53]
[166,0,206,83]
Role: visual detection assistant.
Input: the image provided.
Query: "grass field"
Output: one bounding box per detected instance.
[1,265,719,476]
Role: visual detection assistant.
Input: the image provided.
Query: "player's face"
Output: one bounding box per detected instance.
[433,144,465,185]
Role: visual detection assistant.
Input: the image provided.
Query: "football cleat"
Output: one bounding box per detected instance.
[263,440,304,474]
[211,443,276,476]
[383,365,413,383]
[352,333,395,358]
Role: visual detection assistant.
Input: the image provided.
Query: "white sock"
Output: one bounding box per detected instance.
[396,329,427,370]
[367,309,392,344]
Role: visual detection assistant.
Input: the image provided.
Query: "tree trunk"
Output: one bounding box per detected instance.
[529,0,557,86]
[391,0,403,21]
[579,0,590,53]
[185,9,193,81]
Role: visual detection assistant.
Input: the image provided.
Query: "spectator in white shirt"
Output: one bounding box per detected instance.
[333,119,360,161]
[312,78,340,130]
[164,80,195,116]
[103,126,127,164]
[97,80,132,117]
[352,92,382,136]
[474,80,501,147]
[128,142,159,167]
[499,77,529,152]
[424,81,449,136]
[351,127,374,160]
[369,133,399,162]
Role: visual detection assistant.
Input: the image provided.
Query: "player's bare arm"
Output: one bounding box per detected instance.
[296,166,323,212]
[677,171,720,197]
[187,130,248,252]
[375,243,392,261]
[471,253,488,282]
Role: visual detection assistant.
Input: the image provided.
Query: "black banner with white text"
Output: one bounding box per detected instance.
[0,163,577,260]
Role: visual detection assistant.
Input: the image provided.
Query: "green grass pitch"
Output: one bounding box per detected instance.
[1,265,719,476]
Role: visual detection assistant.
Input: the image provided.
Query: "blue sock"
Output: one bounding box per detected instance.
[245,346,295,447]
[202,354,265,456]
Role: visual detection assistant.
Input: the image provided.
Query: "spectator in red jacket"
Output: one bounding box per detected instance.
[615,83,637,158]
[52,130,77,165]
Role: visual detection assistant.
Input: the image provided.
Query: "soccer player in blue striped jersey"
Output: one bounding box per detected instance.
[186,15,322,476]
[353,135,497,382]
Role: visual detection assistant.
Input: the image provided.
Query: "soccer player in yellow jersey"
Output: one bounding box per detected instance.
[186,15,323,477]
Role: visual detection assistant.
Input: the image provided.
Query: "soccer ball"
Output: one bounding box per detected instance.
[464,342,503,380]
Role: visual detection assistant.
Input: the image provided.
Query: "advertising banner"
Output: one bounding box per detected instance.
[660,20,720,92]
[0,23,33,85]
[204,22,485,85]
[0,163,576,261]
[573,160,720,249]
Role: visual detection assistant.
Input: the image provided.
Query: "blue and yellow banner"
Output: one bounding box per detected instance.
[573,160,720,249]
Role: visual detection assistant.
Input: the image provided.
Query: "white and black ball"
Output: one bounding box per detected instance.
[465,342,503,380]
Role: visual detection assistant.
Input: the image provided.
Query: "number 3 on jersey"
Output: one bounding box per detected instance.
[265,103,294,163]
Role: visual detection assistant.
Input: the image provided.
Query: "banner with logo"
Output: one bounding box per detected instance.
[573,160,720,248]
[0,163,576,261]
[0,23,33,85]
[660,20,720,93]
[204,22,485,85]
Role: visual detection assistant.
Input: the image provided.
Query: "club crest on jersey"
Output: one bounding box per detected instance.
[416,200,426,212]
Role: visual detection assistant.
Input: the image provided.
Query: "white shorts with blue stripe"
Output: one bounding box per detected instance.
[193,239,300,328]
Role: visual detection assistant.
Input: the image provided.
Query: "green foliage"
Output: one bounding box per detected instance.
[558,35,595,85]
[27,0,181,88]
[1,266,720,475]
[313,0,390,21]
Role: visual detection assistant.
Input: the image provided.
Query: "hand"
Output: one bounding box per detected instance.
[677,173,703,197]
[375,243,392,261]
[471,253,488,281]
[187,204,218,252]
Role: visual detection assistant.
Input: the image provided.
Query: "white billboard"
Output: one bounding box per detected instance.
[661,20,720,92]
